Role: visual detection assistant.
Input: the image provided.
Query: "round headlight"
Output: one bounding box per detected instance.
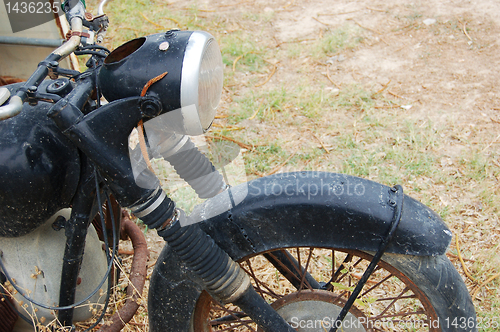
[180,31,223,134]
[98,30,223,136]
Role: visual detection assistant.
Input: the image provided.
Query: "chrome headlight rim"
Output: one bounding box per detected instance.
[180,31,223,135]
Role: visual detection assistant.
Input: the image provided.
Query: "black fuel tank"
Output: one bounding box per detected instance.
[0,83,80,237]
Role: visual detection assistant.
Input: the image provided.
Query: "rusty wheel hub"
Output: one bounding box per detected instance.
[259,290,368,332]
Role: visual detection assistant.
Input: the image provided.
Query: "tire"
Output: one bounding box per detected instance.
[148,173,476,331]
[149,245,476,332]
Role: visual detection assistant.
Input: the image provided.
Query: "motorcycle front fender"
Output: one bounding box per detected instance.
[190,171,451,257]
[148,172,453,331]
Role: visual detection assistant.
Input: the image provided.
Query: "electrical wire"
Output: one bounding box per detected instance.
[95,65,102,108]
[0,290,31,324]
[74,50,108,57]
[80,45,110,53]
[0,172,117,312]
[81,170,117,332]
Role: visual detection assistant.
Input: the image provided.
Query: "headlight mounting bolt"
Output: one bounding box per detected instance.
[140,98,162,118]
[165,29,180,37]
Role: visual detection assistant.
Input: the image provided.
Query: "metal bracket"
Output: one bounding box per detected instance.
[330,185,404,332]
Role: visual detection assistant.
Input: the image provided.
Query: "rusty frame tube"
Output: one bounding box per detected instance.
[98,212,149,332]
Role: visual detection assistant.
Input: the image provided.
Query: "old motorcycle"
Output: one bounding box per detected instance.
[0,0,476,331]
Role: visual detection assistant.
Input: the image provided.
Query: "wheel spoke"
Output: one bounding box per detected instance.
[215,322,257,332]
[210,300,256,331]
[375,294,418,302]
[298,248,314,291]
[325,253,353,290]
[210,314,248,325]
[361,273,393,297]
[252,286,280,300]
[211,300,242,315]
[196,248,439,332]
[264,250,302,285]
[331,249,335,280]
[240,263,281,300]
[373,310,427,320]
[296,247,301,269]
[243,259,265,298]
[263,249,319,290]
[377,286,410,317]
[294,247,313,291]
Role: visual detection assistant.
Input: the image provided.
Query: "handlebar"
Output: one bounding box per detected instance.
[0,0,111,120]
[98,0,109,15]
[0,16,83,120]
[54,17,84,58]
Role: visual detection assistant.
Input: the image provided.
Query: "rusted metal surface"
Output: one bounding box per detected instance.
[98,211,149,332]
[265,290,370,332]
[92,195,123,247]
[191,248,442,332]
[0,77,24,86]
[192,291,214,332]
[0,295,18,332]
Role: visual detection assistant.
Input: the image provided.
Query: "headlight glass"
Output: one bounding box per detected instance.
[181,31,223,135]
[198,39,223,131]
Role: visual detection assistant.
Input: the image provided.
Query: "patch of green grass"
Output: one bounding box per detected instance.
[244,141,290,175]
[227,87,295,123]
[227,93,260,123]
[260,87,293,120]
[299,149,326,170]
[311,24,363,58]
[243,10,274,23]
[329,84,375,111]
[454,151,500,217]
[329,117,442,187]
[406,11,423,21]
[459,153,488,181]
[296,86,331,118]
[219,22,269,75]
[220,34,263,69]
[229,83,377,123]
[102,0,225,49]
[285,43,303,59]
[476,313,500,332]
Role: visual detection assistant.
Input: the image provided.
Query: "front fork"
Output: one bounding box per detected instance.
[49,77,295,331]
[137,203,296,332]
[154,210,295,332]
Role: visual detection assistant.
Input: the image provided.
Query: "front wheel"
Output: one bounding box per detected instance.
[189,247,475,332]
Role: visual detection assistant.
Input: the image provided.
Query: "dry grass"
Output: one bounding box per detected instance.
[69,0,500,330]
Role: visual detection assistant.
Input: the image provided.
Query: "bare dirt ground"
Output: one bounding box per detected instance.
[108,0,500,329]
[259,0,500,118]
[3,0,499,330]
